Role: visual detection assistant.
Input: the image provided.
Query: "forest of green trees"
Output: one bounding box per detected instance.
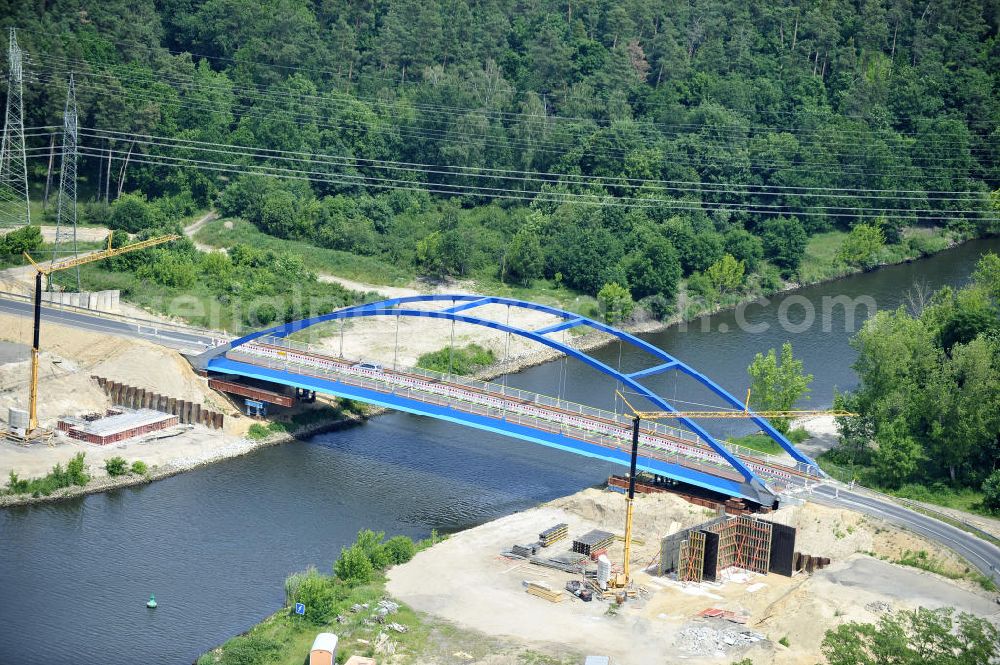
[1,0,997,317]
[832,253,1000,510]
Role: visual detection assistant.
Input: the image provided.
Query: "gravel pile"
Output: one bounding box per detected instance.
[675,623,766,656]
[865,600,893,614]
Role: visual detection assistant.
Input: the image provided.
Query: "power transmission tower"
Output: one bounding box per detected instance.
[0,27,30,229]
[52,74,80,289]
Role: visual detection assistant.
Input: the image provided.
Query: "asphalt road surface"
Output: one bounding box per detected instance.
[0,293,218,353]
[812,483,1000,586]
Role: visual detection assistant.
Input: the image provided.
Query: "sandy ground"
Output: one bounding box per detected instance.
[789,415,839,459]
[0,311,254,485]
[304,297,583,371]
[0,312,223,423]
[0,423,243,484]
[387,488,999,665]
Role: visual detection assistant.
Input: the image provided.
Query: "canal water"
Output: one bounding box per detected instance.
[1,237,997,664]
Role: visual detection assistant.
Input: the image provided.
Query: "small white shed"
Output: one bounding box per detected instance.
[309,632,338,665]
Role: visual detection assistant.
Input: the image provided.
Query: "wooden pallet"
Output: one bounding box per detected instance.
[526,582,564,603]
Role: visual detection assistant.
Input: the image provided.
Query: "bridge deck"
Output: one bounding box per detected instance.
[206,338,817,502]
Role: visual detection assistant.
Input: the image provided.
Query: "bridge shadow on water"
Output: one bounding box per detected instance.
[305,411,618,533]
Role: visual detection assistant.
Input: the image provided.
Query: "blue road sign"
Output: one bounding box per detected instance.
[294,603,305,615]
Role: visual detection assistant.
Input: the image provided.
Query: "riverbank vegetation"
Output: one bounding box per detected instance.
[417,343,496,375]
[3,452,90,497]
[824,253,1000,516]
[247,402,368,441]
[728,428,809,456]
[197,529,432,665]
[8,0,997,329]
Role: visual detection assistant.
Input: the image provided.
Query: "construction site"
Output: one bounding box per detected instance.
[387,485,998,665]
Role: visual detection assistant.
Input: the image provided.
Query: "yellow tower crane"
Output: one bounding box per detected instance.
[612,391,855,590]
[20,233,179,436]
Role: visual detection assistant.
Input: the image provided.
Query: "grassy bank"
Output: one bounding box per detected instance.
[182,216,963,339]
[728,427,809,455]
[817,452,997,520]
[797,227,952,284]
[861,548,997,592]
[194,218,414,286]
[197,530,436,665]
[198,528,578,665]
[3,452,90,498]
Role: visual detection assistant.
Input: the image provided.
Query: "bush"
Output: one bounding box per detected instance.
[66,452,89,485]
[334,544,374,585]
[597,282,634,323]
[217,634,281,665]
[284,566,318,605]
[105,456,128,476]
[247,423,270,440]
[384,535,417,565]
[6,470,28,494]
[0,224,42,255]
[130,460,148,475]
[982,470,1000,513]
[108,193,166,233]
[416,343,495,375]
[760,217,807,277]
[355,529,393,570]
[838,223,885,269]
[291,572,341,625]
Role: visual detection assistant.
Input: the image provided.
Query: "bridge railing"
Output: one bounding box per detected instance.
[255,334,791,468]
[257,334,706,440]
[230,337,793,484]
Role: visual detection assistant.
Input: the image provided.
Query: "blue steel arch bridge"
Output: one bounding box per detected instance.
[194,295,825,507]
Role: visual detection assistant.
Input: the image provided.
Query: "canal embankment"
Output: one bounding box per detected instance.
[0,310,368,507]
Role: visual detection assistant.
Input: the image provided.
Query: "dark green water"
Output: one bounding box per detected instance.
[1,237,996,664]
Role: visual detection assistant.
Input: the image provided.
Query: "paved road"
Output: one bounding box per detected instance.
[0,293,218,353]
[3,292,999,588]
[812,483,1000,586]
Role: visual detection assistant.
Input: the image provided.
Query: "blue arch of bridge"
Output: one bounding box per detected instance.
[203,295,819,502]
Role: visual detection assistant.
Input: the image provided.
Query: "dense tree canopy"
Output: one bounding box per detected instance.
[3,0,997,308]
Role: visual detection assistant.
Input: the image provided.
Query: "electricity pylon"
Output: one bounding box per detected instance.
[51,74,80,288]
[0,28,30,229]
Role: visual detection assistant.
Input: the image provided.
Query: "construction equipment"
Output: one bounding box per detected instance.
[19,233,179,435]
[608,416,641,590]
[609,391,854,590]
[618,389,857,420]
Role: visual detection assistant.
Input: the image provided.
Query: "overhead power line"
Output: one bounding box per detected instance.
[75,126,993,204]
[64,143,995,225]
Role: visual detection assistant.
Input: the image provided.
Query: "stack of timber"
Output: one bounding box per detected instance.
[539,523,568,547]
[573,530,615,556]
[525,581,564,603]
